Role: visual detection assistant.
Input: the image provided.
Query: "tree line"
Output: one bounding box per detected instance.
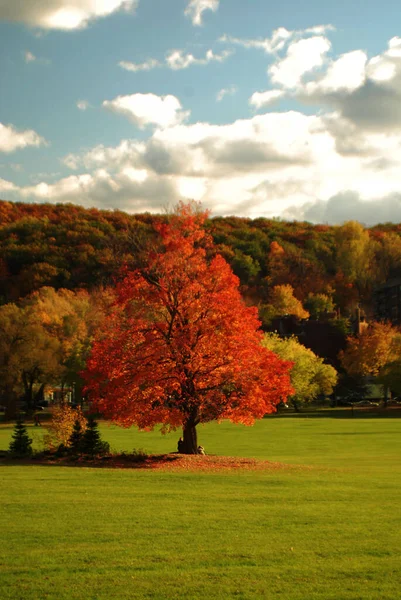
[2,200,401,318]
[1,200,401,449]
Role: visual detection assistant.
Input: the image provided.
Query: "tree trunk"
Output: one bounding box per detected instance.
[33,383,45,410]
[3,390,18,421]
[22,371,36,413]
[291,399,301,413]
[182,421,199,454]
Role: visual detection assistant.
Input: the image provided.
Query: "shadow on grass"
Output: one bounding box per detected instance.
[0,452,182,470]
[268,407,401,419]
[0,452,292,472]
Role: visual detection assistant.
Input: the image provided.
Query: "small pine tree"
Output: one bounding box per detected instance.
[81,415,109,457]
[9,415,33,457]
[68,419,83,455]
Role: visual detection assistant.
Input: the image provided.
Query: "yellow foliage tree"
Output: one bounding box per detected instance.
[260,284,309,326]
[340,322,401,378]
[262,333,337,410]
[44,404,87,449]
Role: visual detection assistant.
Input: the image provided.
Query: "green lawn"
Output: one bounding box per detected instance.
[1,412,400,599]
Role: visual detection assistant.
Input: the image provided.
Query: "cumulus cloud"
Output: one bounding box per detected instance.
[184,0,219,26]
[9,29,401,225]
[305,50,367,94]
[102,93,190,129]
[216,85,238,102]
[63,139,145,171]
[249,33,401,148]
[0,177,17,192]
[284,191,401,226]
[0,123,47,153]
[249,89,285,109]
[19,169,180,213]
[0,0,137,31]
[251,35,401,137]
[55,109,332,217]
[166,48,232,70]
[9,100,401,223]
[316,40,401,132]
[269,36,331,88]
[118,58,161,72]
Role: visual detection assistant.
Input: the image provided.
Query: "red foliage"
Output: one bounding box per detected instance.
[83,204,293,449]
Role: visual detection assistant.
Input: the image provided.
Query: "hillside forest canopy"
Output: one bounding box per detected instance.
[1,199,401,439]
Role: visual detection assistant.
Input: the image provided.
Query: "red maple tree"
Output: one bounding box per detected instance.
[83,204,293,454]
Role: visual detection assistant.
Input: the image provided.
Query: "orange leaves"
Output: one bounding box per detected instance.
[84,204,293,432]
[340,321,401,378]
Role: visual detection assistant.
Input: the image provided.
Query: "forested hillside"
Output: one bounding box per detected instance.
[2,199,401,418]
[1,199,401,318]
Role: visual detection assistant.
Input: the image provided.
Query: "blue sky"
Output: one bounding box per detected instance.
[1,0,401,224]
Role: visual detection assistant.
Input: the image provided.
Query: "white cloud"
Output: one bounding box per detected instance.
[63,139,145,171]
[24,51,36,63]
[0,123,47,153]
[184,0,219,26]
[19,169,179,213]
[118,58,161,72]
[11,100,401,224]
[304,50,367,94]
[76,100,90,111]
[119,49,231,73]
[290,37,401,134]
[103,93,190,129]
[219,25,334,54]
[23,50,50,65]
[0,0,137,31]
[216,85,238,102]
[7,30,401,226]
[219,27,293,54]
[269,36,331,88]
[0,177,17,192]
[249,89,285,109]
[166,48,232,70]
[284,191,401,226]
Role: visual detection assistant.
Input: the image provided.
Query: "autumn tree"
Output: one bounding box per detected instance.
[304,293,335,320]
[260,284,309,327]
[375,231,401,284]
[335,221,377,306]
[262,333,337,411]
[339,323,401,403]
[339,322,401,380]
[0,301,61,418]
[0,286,110,417]
[84,204,293,454]
[45,404,87,449]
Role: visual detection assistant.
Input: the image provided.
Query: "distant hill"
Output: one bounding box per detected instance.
[1,199,401,319]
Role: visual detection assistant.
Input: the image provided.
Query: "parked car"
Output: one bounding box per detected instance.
[352,400,379,407]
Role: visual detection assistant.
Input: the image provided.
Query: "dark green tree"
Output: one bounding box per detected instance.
[9,415,33,457]
[81,416,109,457]
[68,419,84,454]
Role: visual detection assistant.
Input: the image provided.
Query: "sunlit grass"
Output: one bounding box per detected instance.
[1,412,400,599]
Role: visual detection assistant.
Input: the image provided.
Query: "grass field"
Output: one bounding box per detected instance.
[1,411,400,599]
